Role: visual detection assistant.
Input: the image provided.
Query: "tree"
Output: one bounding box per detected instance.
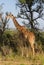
[0,3,9,35]
[16,0,44,32]
[0,13,9,36]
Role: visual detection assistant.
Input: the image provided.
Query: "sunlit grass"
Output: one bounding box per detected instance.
[0,52,44,65]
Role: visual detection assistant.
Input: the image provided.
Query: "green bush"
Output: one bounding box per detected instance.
[0,30,44,56]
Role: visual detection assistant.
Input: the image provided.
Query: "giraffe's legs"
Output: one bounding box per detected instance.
[31,44,35,56]
[26,48,29,57]
[22,49,24,57]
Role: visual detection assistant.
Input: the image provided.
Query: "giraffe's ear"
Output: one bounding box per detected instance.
[6,12,10,19]
[6,12,11,16]
[6,12,8,16]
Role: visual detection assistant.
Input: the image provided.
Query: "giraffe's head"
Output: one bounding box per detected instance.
[6,12,14,20]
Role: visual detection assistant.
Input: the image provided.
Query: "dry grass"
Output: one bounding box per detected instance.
[0,53,44,65]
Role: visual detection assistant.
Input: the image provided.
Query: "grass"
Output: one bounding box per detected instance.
[0,53,44,65]
[5,29,18,36]
[38,54,44,65]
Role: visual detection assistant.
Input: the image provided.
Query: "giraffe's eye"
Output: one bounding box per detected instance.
[12,15,13,16]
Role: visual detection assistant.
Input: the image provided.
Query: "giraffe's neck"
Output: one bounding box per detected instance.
[11,16,22,31]
[7,13,27,33]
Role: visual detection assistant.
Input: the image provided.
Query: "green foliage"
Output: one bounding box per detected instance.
[0,29,44,57]
[0,30,24,56]
[20,64,25,65]
[19,0,26,4]
[19,0,34,4]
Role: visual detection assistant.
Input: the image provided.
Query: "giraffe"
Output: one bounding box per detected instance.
[6,13,35,56]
